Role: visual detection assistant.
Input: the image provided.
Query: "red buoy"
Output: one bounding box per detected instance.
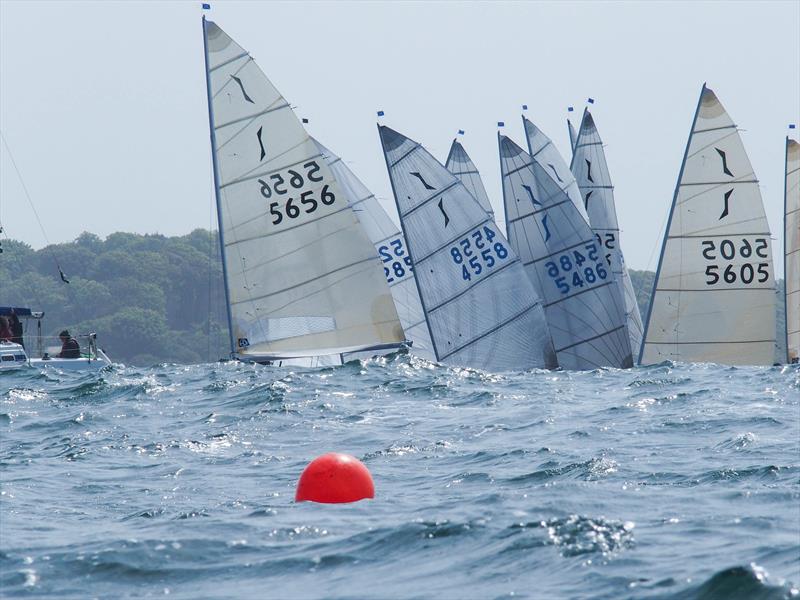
[295,453,375,504]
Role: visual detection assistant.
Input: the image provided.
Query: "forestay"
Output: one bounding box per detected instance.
[785,136,799,363]
[640,85,775,366]
[499,134,633,370]
[202,19,404,360]
[522,116,590,224]
[379,125,556,371]
[445,139,495,220]
[314,139,436,362]
[571,109,644,358]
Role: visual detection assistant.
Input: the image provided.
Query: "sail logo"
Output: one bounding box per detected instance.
[410,171,435,190]
[720,188,734,220]
[256,126,266,161]
[230,75,254,104]
[438,198,450,227]
[237,338,250,348]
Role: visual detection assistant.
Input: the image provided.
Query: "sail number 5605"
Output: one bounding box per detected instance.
[700,237,769,286]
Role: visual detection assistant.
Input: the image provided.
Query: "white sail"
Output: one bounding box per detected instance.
[379,125,556,371]
[313,139,436,362]
[640,85,776,366]
[499,134,633,370]
[568,118,578,156]
[445,139,495,219]
[522,116,590,224]
[202,19,404,361]
[785,136,799,363]
[571,109,644,358]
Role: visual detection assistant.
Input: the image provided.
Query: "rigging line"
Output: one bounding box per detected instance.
[1,130,70,283]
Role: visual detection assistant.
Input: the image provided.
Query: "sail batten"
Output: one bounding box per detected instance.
[380,125,556,371]
[640,85,776,366]
[571,109,644,358]
[203,19,405,360]
[499,133,632,370]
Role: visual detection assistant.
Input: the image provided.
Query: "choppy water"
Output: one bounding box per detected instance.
[1,355,798,599]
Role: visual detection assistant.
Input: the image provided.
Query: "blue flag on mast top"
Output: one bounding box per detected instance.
[497,121,505,127]
[377,110,385,117]
[458,129,465,135]
[201,3,211,9]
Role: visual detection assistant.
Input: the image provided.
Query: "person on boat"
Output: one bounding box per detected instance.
[9,311,24,348]
[57,330,81,359]
[0,317,12,342]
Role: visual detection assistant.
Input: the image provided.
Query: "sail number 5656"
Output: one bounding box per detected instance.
[258,160,332,225]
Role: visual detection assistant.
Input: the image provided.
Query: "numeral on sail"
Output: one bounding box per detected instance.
[449,226,507,280]
[700,237,770,286]
[378,237,413,284]
[544,242,608,295]
[261,161,335,225]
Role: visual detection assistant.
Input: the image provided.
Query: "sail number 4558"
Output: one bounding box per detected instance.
[258,160,333,225]
[700,238,770,285]
[449,226,509,281]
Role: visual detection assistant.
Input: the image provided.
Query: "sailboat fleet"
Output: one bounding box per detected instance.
[201,18,799,371]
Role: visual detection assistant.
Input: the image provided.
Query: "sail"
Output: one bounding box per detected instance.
[785,136,800,363]
[522,116,590,224]
[444,139,495,219]
[640,85,776,366]
[499,134,632,370]
[568,119,578,156]
[571,109,644,358]
[313,139,436,361]
[202,19,404,360]
[378,125,556,371]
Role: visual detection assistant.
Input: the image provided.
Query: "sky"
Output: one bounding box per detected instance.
[1,0,798,274]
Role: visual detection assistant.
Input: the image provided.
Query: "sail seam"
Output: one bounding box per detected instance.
[412,216,496,264]
[508,198,572,224]
[437,303,538,361]
[428,259,520,313]
[220,151,324,189]
[215,103,290,130]
[503,160,536,178]
[227,204,351,243]
[693,124,737,134]
[646,339,774,345]
[209,51,250,72]
[390,144,421,168]
[400,180,460,219]
[230,256,376,305]
[543,280,615,308]
[521,238,597,266]
[680,180,758,186]
[554,324,627,353]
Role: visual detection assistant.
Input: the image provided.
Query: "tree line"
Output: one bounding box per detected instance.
[0,230,787,365]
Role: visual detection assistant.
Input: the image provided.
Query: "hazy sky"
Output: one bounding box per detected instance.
[1,0,798,274]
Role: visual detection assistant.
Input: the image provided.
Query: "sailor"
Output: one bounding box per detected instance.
[57,330,81,359]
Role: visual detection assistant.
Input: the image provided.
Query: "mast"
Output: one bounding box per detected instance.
[201,15,235,357]
[785,135,790,363]
[638,83,706,365]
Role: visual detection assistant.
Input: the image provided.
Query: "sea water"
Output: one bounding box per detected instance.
[1,356,798,599]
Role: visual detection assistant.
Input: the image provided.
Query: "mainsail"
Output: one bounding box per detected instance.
[202,19,404,360]
[522,116,590,224]
[499,134,633,370]
[571,109,644,358]
[568,118,578,156]
[640,85,776,366]
[314,139,436,361]
[785,136,799,363]
[444,139,495,219]
[379,125,556,371]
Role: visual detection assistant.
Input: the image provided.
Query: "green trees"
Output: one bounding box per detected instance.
[1,229,228,365]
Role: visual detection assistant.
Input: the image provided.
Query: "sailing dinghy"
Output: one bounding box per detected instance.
[499,134,633,370]
[571,109,644,358]
[785,135,799,363]
[202,18,405,363]
[315,139,436,362]
[522,116,590,225]
[445,139,495,220]
[640,85,776,366]
[379,125,556,371]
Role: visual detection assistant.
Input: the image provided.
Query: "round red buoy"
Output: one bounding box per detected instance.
[295,453,375,504]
